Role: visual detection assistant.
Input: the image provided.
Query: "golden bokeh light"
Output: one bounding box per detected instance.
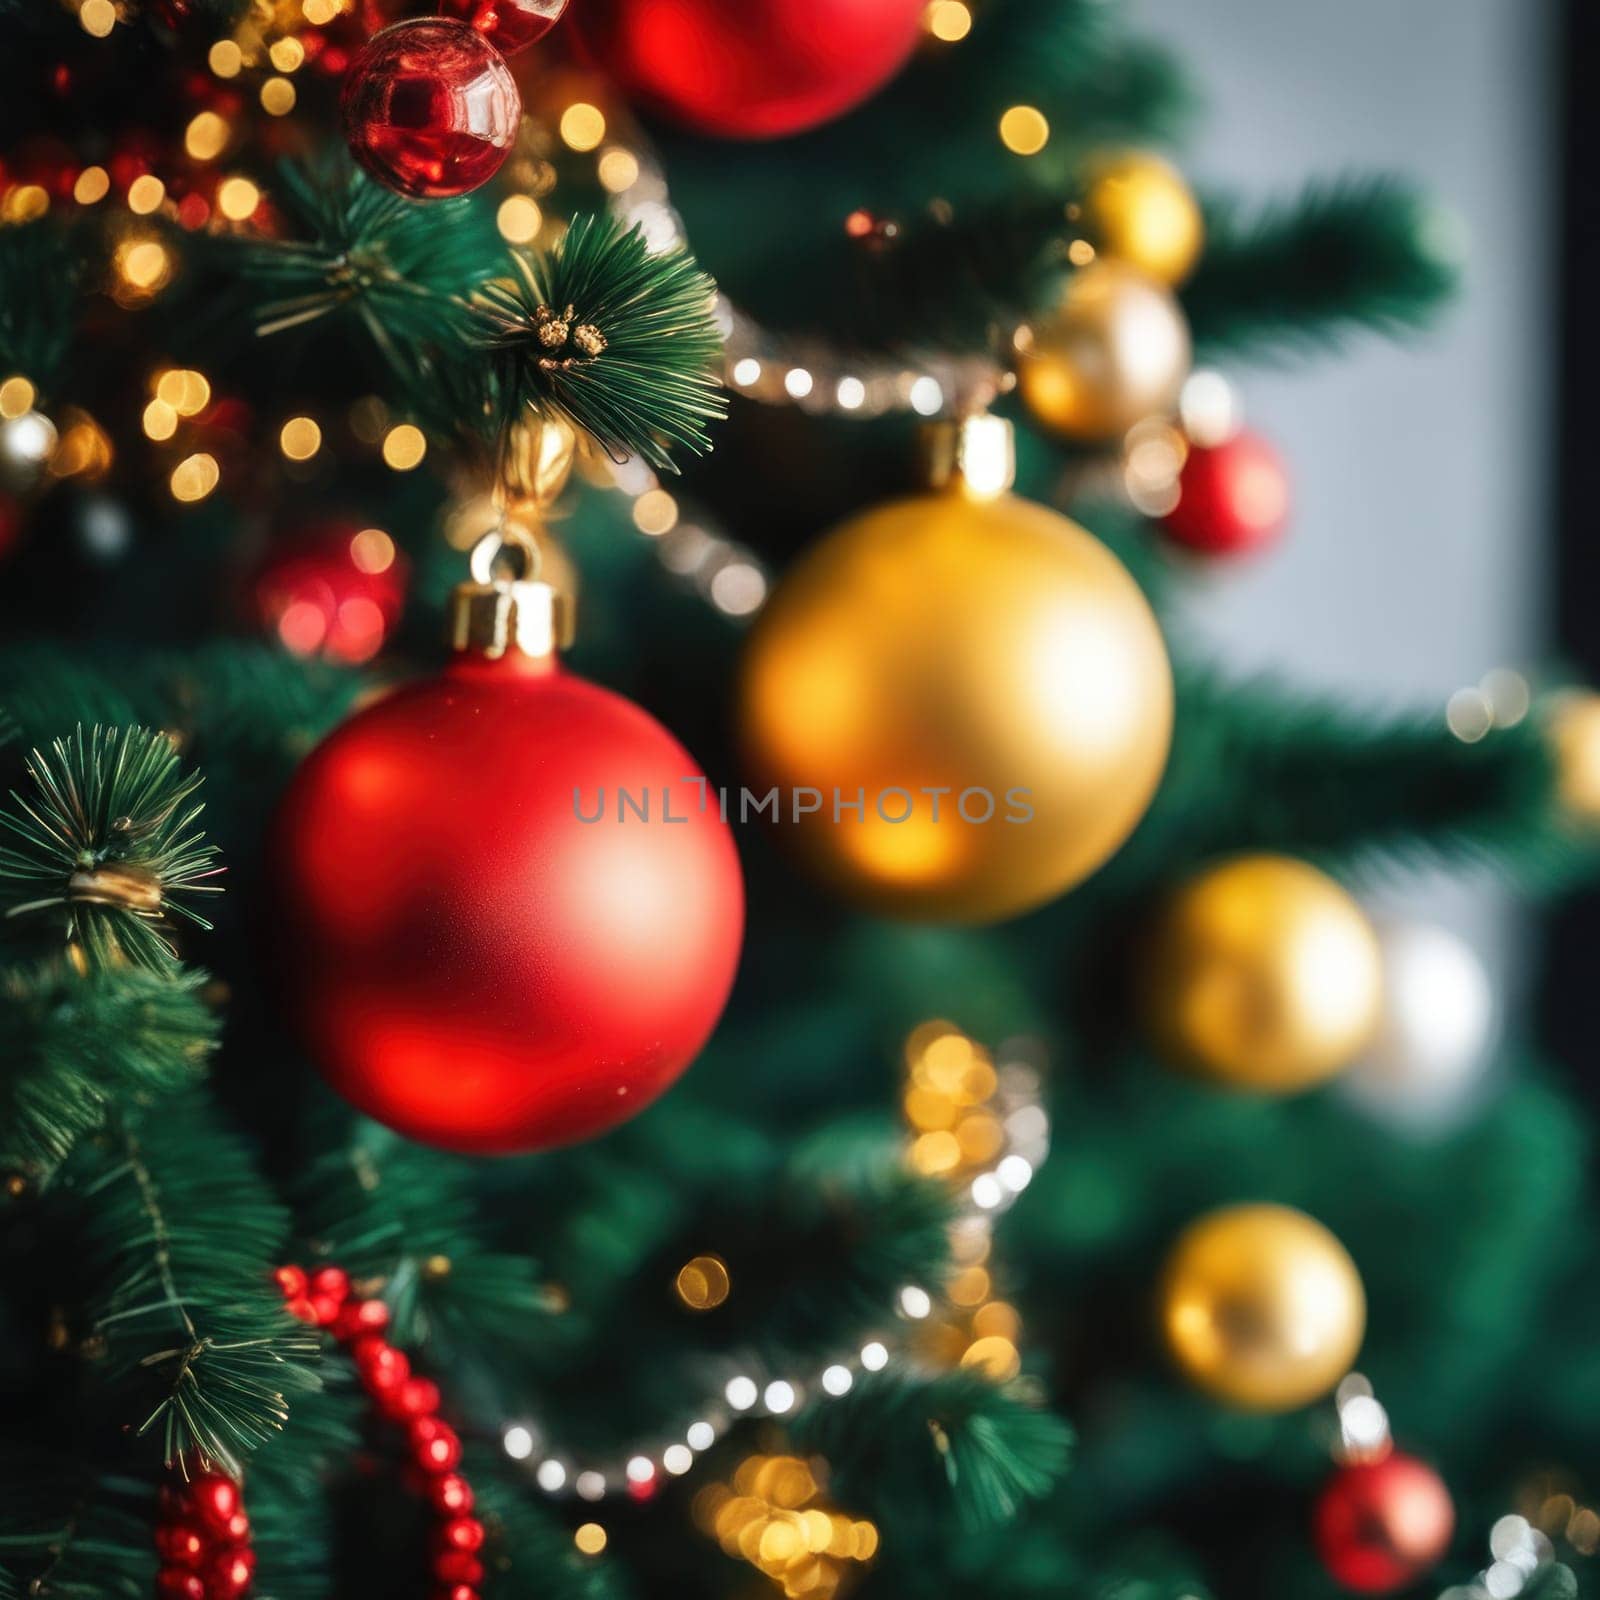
[279,415,322,461]
[127,175,166,215]
[73,166,110,205]
[217,177,261,222]
[925,0,972,41]
[114,237,173,298]
[185,112,230,162]
[79,0,116,36]
[142,398,179,441]
[574,1523,607,1555]
[560,103,606,152]
[260,76,296,115]
[269,36,306,72]
[349,528,396,575]
[632,488,679,536]
[303,0,342,20]
[2,186,49,223]
[999,105,1049,156]
[696,1456,878,1598]
[0,377,36,420]
[170,452,220,503]
[156,369,211,417]
[49,412,113,480]
[674,1254,731,1311]
[496,194,542,244]
[381,423,426,470]
[208,39,243,77]
[597,148,640,193]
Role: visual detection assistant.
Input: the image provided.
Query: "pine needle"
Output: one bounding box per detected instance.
[791,1369,1073,1533]
[0,963,218,1183]
[1184,176,1460,359]
[0,726,222,974]
[65,1091,321,1476]
[476,213,727,471]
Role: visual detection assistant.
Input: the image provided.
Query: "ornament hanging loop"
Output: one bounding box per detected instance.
[450,529,571,662]
[470,522,543,585]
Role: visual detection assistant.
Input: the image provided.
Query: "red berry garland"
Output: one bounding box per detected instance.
[277,1263,488,1600]
[153,1468,256,1600]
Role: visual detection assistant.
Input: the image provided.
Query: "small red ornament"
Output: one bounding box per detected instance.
[438,0,567,56]
[153,1467,255,1600]
[1161,429,1291,557]
[341,19,521,199]
[249,522,409,665]
[269,539,744,1155]
[574,0,929,139]
[1314,1451,1455,1594]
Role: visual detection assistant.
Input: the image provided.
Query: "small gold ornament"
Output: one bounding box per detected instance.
[1080,150,1205,286]
[1549,691,1600,824]
[1160,1202,1365,1411]
[1016,260,1191,441]
[1142,854,1382,1092]
[738,415,1173,923]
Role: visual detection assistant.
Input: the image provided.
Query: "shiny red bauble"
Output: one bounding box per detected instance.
[438,0,567,57]
[1313,1451,1455,1593]
[1161,430,1291,557]
[341,19,521,198]
[270,651,744,1153]
[574,0,929,139]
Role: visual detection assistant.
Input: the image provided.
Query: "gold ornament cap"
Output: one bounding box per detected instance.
[920,413,1016,500]
[449,528,571,661]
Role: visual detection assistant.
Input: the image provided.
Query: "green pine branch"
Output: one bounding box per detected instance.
[1183,177,1459,359]
[0,963,217,1185]
[1128,669,1585,891]
[233,158,499,354]
[0,1463,154,1600]
[790,1369,1073,1533]
[229,162,725,471]
[0,726,222,974]
[477,214,727,471]
[63,1090,320,1476]
[293,1110,547,1357]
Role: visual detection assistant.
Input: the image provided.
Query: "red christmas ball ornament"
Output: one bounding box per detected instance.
[1314,1451,1455,1594]
[269,534,744,1154]
[1161,429,1290,557]
[438,0,567,57]
[573,0,929,139]
[249,522,409,665]
[341,19,521,198]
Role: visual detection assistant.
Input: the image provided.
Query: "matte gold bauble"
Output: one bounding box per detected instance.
[738,416,1173,924]
[1016,260,1191,441]
[1160,1202,1365,1412]
[1080,150,1205,285]
[1550,691,1600,823]
[1143,854,1382,1092]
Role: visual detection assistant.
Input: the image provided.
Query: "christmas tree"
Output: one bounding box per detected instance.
[2,3,1597,1598]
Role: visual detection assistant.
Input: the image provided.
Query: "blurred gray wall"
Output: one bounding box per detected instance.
[1131,0,1559,996]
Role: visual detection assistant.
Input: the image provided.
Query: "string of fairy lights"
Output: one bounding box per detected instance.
[494,1023,1049,1539]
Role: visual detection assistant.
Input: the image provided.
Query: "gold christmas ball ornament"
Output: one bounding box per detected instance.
[738,415,1173,924]
[1080,150,1205,285]
[1549,690,1600,824]
[1143,854,1382,1093]
[1160,1202,1366,1412]
[1015,260,1192,442]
